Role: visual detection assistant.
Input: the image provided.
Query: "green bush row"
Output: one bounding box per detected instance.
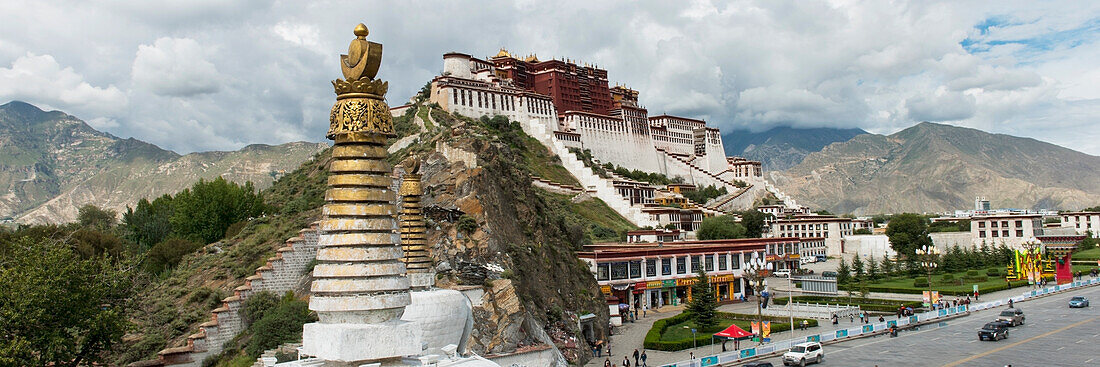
[842,280,1031,296]
[772,297,922,312]
[642,312,818,351]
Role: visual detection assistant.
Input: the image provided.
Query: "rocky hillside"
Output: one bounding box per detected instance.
[0,101,327,224]
[722,126,867,171]
[770,122,1100,214]
[120,104,617,365]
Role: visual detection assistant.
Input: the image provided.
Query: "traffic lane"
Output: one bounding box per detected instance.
[749,284,1100,366]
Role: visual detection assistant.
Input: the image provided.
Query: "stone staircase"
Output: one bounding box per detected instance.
[145,223,321,367]
[665,153,740,190]
[518,119,657,227]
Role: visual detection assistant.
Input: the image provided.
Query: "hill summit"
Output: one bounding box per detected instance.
[0,101,328,223]
[770,122,1100,214]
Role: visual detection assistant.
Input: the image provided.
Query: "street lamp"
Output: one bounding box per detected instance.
[915,245,940,307]
[741,254,772,344]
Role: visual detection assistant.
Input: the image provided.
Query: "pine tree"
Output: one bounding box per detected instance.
[867,254,879,281]
[836,258,852,285]
[880,256,894,277]
[852,255,866,281]
[687,270,719,331]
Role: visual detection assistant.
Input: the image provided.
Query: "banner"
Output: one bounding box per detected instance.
[836,329,848,338]
[806,335,820,342]
[762,321,771,339]
[740,348,756,358]
[922,291,930,306]
[862,324,873,333]
[751,321,760,335]
[701,356,718,367]
[931,291,940,305]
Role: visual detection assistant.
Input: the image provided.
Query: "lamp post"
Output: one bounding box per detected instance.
[915,245,940,307]
[741,254,772,344]
[682,326,698,351]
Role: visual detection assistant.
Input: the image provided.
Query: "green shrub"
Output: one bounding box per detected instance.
[966,270,980,277]
[144,238,202,274]
[986,268,1001,277]
[456,215,478,235]
[245,293,316,356]
[913,277,929,287]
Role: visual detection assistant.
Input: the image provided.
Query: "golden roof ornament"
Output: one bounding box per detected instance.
[329,23,393,139]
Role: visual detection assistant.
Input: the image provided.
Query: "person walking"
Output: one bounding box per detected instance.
[623,356,630,367]
[640,350,648,367]
[604,358,612,367]
[1009,299,1014,308]
[632,349,639,367]
[689,352,694,360]
[643,303,648,318]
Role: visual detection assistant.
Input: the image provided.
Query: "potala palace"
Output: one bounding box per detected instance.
[427,49,800,229]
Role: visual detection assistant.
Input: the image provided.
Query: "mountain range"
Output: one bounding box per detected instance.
[769,122,1100,215]
[0,101,328,224]
[722,126,867,171]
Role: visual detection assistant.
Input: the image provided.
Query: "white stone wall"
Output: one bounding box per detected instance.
[930,231,975,252]
[842,234,895,259]
[157,224,321,367]
[568,113,662,173]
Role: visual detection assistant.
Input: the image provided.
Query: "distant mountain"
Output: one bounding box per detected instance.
[721,126,867,171]
[0,101,328,224]
[769,122,1100,215]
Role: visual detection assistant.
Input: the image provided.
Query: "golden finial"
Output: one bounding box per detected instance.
[328,22,392,138]
[353,23,369,38]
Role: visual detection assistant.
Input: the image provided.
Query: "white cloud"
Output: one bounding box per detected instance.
[0,53,127,116]
[905,89,977,122]
[131,37,221,97]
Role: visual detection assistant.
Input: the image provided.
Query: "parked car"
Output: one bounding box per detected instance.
[1069,296,1090,308]
[742,363,774,367]
[821,271,838,278]
[773,269,792,278]
[995,308,1025,326]
[815,255,827,262]
[978,321,1009,341]
[782,341,823,366]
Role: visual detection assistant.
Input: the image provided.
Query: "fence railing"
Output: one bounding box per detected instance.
[663,277,1100,367]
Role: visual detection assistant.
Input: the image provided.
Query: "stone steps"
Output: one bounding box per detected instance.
[143,223,322,367]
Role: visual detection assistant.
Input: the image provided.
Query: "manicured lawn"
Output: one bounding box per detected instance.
[843,266,1030,295]
[660,319,740,341]
[1074,248,1100,261]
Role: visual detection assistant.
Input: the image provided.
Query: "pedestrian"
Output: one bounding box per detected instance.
[689,352,694,360]
[607,344,612,357]
[640,350,648,367]
[1009,299,1014,308]
[633,349,639,367]
[832,314,839,325]
[878,315,885,322]
[604,358,612,367]
[643,303,648,318]
[623,356,630,367]
[850,314,854,323]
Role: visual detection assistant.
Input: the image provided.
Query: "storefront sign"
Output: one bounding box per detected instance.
[711,274,735,283]
[662,280,676,288]
[676,278,698,287]
[635,282,647,291]
[647,281,663,289]
[600,285,611,294]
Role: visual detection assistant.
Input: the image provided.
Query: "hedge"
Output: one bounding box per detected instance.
[642,312,818,351]
[841,280,1032,296]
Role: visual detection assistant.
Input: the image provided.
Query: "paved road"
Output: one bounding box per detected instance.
[753,284,1100,366]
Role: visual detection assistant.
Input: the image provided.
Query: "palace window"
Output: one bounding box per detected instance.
[610,262,629,280]
[677,257,687,274]
[718,254,728,271]
[1002,230,1009,237]
[1016,230,1024,237]
[1015,220,1023,227]
[597,263,610,281]
[705,255,715,272]
[731,254,741,269]
[646,259,657,277]
[629,261,642,279]
[691,256,701,272]
[662,258,672,275]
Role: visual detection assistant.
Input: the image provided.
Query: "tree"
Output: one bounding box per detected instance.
[144,238,202,274]
[886,213,932,261]
[836,258,852,285]
[122,195,174,250]
[697,215,746,240]
[687,270,718,331]
[1078,231,1097,251]
[853,228,872,235]
[0,237,136,366]
[78,204,117,231]
[851,255,865,280]
[880,256,894,277]
[170,177,266,244]
[739,210,771,238]
[866,254,879,281]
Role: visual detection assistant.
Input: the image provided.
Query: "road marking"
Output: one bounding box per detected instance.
[1087,358,1094,364]
[879,350,890,354]
[1057,346,1065,351]
[931,337,941,341]
[942,316,1100,367]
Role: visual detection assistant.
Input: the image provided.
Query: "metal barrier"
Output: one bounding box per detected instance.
[660,277,1100,367]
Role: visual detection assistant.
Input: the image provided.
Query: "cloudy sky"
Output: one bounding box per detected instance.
[1,1,1098,155]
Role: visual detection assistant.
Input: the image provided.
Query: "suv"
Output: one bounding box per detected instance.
[978,321,1009,341]
[782,342,823,366]
[1069,296,1090,308]
[773,269,792,278]
[995,308,1025,326]
[821,271,838,278]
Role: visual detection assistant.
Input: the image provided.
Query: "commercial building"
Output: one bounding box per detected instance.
[1060,212,1100,235]
[579,237,809,310]
[970,214,1044,248]
[770,215,856,256]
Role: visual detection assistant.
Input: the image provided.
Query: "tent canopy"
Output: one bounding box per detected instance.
[713,323,752,339]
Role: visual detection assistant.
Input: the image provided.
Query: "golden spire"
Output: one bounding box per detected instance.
[329,23,392,139]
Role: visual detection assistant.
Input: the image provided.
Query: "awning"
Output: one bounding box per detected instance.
[713,323,753,339]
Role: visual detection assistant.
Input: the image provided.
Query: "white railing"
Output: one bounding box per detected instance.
[664,277,1100,367]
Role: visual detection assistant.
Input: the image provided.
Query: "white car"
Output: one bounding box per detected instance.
[782,341,823,366]
[773,269,792,278]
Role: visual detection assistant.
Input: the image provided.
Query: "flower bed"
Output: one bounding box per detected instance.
[643,312,818,351]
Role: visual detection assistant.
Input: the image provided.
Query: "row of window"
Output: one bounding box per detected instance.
[976,220,1025,229]
[595,252,764,281]
[978,229,1025,238]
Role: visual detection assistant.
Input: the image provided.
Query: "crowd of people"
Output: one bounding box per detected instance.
[601,349,648,367]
